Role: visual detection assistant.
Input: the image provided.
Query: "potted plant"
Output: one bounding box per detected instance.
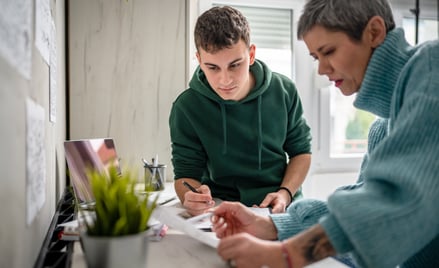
[79,165,158,268]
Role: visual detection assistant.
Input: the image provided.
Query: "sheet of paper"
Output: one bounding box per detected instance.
[152,206,219,248]
[0,0,32,79]
[49,18,57,122]
[35,0,51,64]
[185,207,271,230]
[26,98,46,225]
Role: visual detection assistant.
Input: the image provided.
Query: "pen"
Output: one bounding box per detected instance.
[182,180,213,206]
[182,180,200,193]
[158,196,177,206]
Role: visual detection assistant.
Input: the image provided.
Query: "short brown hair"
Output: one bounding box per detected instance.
[194,6,251,53]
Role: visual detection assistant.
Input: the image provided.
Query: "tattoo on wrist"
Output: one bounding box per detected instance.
[302,226,336,263]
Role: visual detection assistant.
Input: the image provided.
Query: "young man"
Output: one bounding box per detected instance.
[169,6,312,215]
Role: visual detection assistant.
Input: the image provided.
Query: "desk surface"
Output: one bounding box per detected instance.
[71,183,347,268]
[71,229,347,268]
[72,229,226,268]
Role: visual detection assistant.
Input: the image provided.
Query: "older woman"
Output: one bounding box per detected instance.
[211,0,439,267]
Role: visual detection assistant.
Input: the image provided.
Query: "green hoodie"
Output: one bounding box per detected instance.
[169,59,311,206]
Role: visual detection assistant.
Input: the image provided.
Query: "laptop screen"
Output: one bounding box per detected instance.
[64,138,120,209]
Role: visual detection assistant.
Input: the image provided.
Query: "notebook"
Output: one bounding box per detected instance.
[64,138,120,210]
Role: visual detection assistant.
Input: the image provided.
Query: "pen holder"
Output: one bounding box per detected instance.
[144,164,166,191]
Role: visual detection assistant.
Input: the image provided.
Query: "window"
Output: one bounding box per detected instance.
[398,0,438,46]
[315,87,366,173]
[403,17,438,45]
[329,90,375,155]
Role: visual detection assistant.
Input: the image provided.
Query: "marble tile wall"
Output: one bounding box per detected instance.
[68,0,187,181]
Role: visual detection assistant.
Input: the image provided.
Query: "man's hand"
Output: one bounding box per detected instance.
[183,184,215,215]
[258,189,291,213]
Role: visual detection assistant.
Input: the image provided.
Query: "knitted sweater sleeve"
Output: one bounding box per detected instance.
[320,52,439,267]
[270,199,329,241]
[356,118,388,183]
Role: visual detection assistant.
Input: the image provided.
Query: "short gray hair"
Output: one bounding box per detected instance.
[297,0,395,41]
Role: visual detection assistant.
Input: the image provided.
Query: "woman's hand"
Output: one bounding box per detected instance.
[211,201,277,240]
[217,233,285,268]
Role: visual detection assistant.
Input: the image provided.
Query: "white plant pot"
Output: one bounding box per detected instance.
[80,231,149,268]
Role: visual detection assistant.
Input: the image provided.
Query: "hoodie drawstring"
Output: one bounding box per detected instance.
[220,103,227,154]
[257,96,262,170]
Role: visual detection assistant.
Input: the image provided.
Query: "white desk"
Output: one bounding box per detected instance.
[71,183,347,268]
[71,229,346,268]
[71,229,226,268]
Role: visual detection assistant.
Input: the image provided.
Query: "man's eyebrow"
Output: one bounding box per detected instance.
[229,58,242,65]
[203,62,218,67]
[203,57,243,67]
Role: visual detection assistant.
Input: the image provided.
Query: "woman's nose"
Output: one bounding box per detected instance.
[318,58,332,75]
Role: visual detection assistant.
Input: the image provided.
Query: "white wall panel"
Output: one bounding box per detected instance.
[68,0,187,181]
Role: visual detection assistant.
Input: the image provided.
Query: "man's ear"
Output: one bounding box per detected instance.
[366,16,387,48]
[249,44,256,65]
[196,51,201,64]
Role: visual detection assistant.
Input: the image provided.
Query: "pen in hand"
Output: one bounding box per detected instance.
[182,180,200,193]
[182,180,214,206]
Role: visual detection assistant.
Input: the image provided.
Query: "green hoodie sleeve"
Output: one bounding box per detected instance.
[283,84,312,158]
[169,96,207,180]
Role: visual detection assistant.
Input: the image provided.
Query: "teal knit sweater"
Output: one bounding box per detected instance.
[271,28,439,267]
[169,59,311,206]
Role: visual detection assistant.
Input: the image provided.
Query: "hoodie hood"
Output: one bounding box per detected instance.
[189,59,272,103]
[188,59,272,168]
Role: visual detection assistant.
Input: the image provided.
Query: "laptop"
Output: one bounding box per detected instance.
[64,138,121,210]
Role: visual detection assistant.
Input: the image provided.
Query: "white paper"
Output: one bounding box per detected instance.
[185,207,271,230]
[185,212,214,230]
[49,19,57,122]
[26,98,46,225]
[0,0,33,79]
[152,206,219,248]
[152,206,271,248]
[35,0,51,64]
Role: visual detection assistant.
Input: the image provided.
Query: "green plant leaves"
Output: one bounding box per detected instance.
[84,165,158,237]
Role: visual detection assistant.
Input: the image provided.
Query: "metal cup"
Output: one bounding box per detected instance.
[144,164,166,191]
